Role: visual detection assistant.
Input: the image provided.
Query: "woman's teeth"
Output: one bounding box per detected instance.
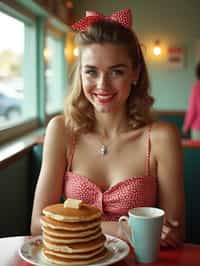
[96,94,114,99]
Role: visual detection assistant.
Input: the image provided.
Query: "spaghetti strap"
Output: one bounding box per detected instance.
[67,134,76,172]
[145,124,152,176]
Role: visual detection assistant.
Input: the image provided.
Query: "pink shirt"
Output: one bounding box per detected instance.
[184,81,200,131]
[63,127,157,221]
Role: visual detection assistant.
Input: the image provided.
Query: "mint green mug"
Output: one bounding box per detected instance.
[119,207,164,263]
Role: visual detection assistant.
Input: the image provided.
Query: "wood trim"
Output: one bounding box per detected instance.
[153,110,185,116]
[0,128,44,170]
[0,119,40,144]
[182,139,200,148]
[0,144,33,170]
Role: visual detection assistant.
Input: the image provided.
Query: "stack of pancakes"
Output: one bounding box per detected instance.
[40,200,108,265]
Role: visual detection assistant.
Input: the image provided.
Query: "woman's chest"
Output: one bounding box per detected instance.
[68,134,156,190]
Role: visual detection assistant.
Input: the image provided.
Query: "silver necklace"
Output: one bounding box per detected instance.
[99,144,108,156]
[98,136,114,156]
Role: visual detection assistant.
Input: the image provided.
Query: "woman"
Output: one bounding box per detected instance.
[31,9,185,248]
[183,61,200,139]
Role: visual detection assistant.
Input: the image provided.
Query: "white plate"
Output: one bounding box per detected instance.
[19,234,130,266]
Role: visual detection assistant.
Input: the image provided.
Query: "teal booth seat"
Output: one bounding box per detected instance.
[27,144,43,231]
[30,144,43,192]
[29,143,200,244]
[155,114,184,132]
[0,145,44,237]
[183,142,200,244]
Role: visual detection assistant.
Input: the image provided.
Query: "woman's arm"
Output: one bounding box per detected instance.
[152,121,185,247]
[31,115,67,235]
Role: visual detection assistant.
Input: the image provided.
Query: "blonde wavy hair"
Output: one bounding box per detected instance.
[64,20,154,133]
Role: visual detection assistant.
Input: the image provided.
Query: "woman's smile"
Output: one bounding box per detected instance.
[94,92,117,104]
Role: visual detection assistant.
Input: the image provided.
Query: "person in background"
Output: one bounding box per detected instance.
[183,62,200,140]
[31,8,185,248]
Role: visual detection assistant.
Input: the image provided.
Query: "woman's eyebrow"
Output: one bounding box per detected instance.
[83,64,128,69]
[83,65,97,69]
[110,64,128,69]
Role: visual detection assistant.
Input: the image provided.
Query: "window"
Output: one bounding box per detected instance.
[0,2,68,144]
[0,11,37,131]
[45,32,66,115]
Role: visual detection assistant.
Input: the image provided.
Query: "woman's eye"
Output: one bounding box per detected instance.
[85,70,98,77]
[111,69,124,76]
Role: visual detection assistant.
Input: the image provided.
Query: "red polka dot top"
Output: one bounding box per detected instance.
[64,126,157,221]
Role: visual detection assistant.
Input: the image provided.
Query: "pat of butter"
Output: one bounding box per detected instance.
[64,199,82,209]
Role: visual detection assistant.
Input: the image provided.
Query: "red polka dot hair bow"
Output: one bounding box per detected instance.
[71,8,132,31]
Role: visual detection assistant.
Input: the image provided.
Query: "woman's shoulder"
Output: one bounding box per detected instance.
[45,115,65,135]
[47,115,65,129]
[45,115,71,144]
[149,121,182,168]
[150,120,180,145]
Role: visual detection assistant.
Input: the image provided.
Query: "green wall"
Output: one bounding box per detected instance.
[73,0,200,111]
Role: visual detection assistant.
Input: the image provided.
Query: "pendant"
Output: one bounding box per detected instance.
[99,144,108,156]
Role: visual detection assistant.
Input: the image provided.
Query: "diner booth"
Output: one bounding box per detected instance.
[0,0,200,265]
